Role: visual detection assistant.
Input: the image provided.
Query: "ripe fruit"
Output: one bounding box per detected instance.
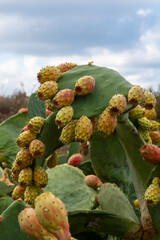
[75,76,95,95]
[28,116,45,133]
[150,120,160,131]
[138,129,152,144]
[149,131,160,144]
[145,183,160,206]
[53,89,75,108]
[108,94,127,115]
[37,66,62,83]
[59,119,78,144]
[24,185,43,207]
[98,108,117,135]
[127,85,144,105]
[37,81,58,101]
[18,108,28,113]
[16,148,33,168]
[129,105,145,119]
[67,153,83,167]
[45,152,58,168]
[75,116,93,142]
[18,167,33,187]
[12,185,26,200]
[20,125,29,133]
[16,130,37,148]
[35,192,71,240]
[84,175,103,189]
[138,117,151,131]
[45,99,55,111]
[57,62,77,72]
[133,199,140,208]
[141,90,156,110]
[18,208,57,240]
[140,144,160,164]
[29,139,45,159]
[55,106,74,127]
[33,165,48,188]
[144,108,156,119]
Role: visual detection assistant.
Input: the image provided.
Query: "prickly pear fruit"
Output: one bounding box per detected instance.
[53,89,75,108]
[12,160,24,174]
[16,148,33,168]
[20,125,29,133]
[149,131,160,144]
[129,105,145,119]
[29,139,45,159]
[12,185,26,200]
[138,129,152,144]
[24,185,43,207]
[141,90,156,110]
[55,106,74,127]
[150,120,160,131]
[35,192,71,240]
[11,170,20,182]
[133,199,140,208]
[140,144,160,164]
[74,76,95,95]
[45,99,55,111]
[145,183,160,206]
[18,208,57,240]
[28,116,45,133]
[108,94,127,115]
[84,175,103,189]
[16,130,37,147]
[127,85,144,105]
[67,153,83,167]
[59,120,78,144]
[138,117,151,131]
[37,66,62,84]
[57,62,77,73]
[98,108,117,136]
[33,165,48,188]
[75,116,93,142]
[152,177,160,185]
[45,152,58,168]
[37,81,58,101]
[18,167,33,187]
[144,108,156,119]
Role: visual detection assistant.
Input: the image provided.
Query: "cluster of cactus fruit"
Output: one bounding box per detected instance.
[1,62,160,239]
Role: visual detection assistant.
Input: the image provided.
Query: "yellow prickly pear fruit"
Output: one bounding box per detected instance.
[55,106,74,127]
[24,185,43,207]
[11,170,20,182]
[152,177,160,185]
[37,66,62,83]
[138,117,151,131]
[144,108,156,120]
[98,108,117,136]
[28,116,45,133]
[45,151,58,168]
[37,81,58,101]
[16,130,37,148]
[29,139,45,159]
[18,167,33,187]
[127,85,144,105]
[133,199,140,208]
[75,76,95,95]
[16,148,33,168]
[34,192,71,240]
[11,159,23,174]
[53,89,75,108]
[12,185,26,200]
[45,99,55,111]
[138,128,152,144]
[33,165,48,188]
[149,131,160,144]
[150,120,160,131]
[129,105,145,119]
[75,116,93,142]
[141,90,156,110]
[108,94,127,115]
[59,119,78,144]
[145,183,160,206]
[18,208,57,240]
[57,62,77,73]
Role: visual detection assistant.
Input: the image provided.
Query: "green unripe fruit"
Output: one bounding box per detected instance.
[24,185,43,207]
[129,105,145,119]
[33,165,48,188]
[150,120,160,131]
[138,117,151,131]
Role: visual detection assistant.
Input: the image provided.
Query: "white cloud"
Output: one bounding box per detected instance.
[136,9,152,17]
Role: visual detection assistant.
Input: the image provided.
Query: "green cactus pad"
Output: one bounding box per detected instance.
[0,181,14,196]
[58,154,68,165]
[28,93,47,119]
[0,200,30,240]
[98,183,138,222]
[78,160,95,176]
[0,197,13,214]
[67,142,80,159]
[68,210,142,239]
[58,65,132,118]
[44,164,97,211]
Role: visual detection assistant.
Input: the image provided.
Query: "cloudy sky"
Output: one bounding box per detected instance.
[0,0,160,95]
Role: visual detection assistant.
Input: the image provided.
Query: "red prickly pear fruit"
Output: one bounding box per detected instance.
[57,62,77,73]
[29,139,45,159]
[35,192,71,240]
[18,208,57,240]
[108,94,127,115]
[141,90,156,110]
[84,175,103,189]
[74,76,95,95]
[20,125,29,133]
[127,85,144,105]
[149,131,160,144]
[37,81,58,101]
[53,89,75,108]
[18,108,28,113]
[37,66,62,84]
[140,144,160,164]
[67,153,83,167]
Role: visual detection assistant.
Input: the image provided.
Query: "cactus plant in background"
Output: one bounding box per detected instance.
[1,63,160,240]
